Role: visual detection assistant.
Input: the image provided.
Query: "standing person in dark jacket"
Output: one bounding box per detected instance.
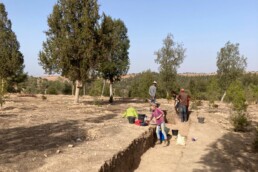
[178,88,188,122]
[186,95,190,119]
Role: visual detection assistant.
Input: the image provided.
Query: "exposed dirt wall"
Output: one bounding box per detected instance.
[99,127,156,172]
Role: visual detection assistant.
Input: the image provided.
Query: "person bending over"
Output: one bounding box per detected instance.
[150,102,169,146]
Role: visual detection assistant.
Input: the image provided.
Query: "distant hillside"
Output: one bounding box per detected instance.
[40,76,70,82]
[40,71,258,81]
[124,71,258,78]
[178,72,217,76]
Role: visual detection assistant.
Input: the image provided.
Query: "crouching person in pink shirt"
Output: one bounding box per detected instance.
[150,103,169,146]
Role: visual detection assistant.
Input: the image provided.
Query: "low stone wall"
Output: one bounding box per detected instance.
[98,127,156,172]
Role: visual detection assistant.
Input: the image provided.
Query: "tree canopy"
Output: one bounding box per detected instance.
[98,15,130,82]
[0,3,25,106]
[39,0,100,79]
[98,14,130,102]
[39,0,100,103]
[217,41,247,91]
[0,3,24,79]
[155,33,186,98]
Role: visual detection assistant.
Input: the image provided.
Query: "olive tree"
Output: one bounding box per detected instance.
[216,41,247,102]
[155,33,186,98]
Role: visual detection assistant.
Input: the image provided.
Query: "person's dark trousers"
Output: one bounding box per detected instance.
[150,97,156,103]
[186,105,189,120]
[180,105,187,122]
[175,103,179,115]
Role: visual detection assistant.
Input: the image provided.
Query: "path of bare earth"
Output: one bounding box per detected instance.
[136,102,258,172]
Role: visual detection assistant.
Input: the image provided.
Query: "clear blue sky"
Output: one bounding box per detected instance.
[1,0,258,76]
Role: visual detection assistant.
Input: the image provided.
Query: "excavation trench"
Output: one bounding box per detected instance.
[98,127,156,172]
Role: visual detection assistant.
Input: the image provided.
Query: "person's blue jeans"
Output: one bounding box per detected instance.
[180,105,187,122]
[156,122,167,140]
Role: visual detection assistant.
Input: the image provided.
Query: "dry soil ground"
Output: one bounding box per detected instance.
[0,94,257,172]
[0,94,155,172]
[136,101,258,172]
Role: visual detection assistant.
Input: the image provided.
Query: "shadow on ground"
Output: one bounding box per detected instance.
[82,98,145,106]
[1,106,17,111]
[193,122,258,172]
[0,120,86,171]
[0,113,17,118]
[84,113,118,123]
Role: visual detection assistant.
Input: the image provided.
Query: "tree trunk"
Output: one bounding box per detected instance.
[166,90,169,99]
[72,82,74,95]
[83,83,86,96]
[101,79,106,97]
[220,91,226,102]
[74,80,82,104]
[109,81,113,103]
[0,79,5,108]
[1,79,3,93]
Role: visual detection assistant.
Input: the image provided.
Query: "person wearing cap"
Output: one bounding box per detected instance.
[149,81,157,103]
[149,102,169,146]
[178,88,189,122]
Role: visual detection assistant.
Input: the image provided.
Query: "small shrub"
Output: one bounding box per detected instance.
[230,111,249,132]
[227,81,247,112]
[208,102,219,113]
[195,92,208,100]
[245,84,258,104]
[93,97,102,106]
[47,86,58,95]
[196,100,202,106]
[88,80,104,96]
[212,104,219,108]
[191,101,198,110]
[62,81,72,95]
[207,77,220,104]
[41,95,47,100]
